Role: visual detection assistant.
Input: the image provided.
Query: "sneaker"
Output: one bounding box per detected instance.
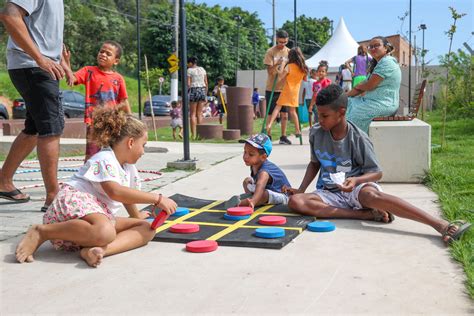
[279,135,292,145]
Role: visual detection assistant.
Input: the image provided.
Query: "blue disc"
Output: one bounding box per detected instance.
[307,221,336,232]
[171,207,190,217]
[223,213,251,221]
[255,227,285,239]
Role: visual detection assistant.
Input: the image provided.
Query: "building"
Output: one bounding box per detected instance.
[358,34,413,67]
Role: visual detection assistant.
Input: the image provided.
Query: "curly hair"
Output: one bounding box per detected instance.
[317,60,329,72]
[316,84,348,110]
[91,108,146,148]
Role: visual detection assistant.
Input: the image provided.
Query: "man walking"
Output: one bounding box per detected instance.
[263,30,291,145]
[0,0,65,211]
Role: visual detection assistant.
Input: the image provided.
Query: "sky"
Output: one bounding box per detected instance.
[193,0,473,65]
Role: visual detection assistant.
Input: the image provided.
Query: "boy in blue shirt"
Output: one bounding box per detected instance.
[286,84,471,244]
[226,133,291,209]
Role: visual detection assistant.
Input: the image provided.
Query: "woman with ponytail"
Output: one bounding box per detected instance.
[346,36,401,133]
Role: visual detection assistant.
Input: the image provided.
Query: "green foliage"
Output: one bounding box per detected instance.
[140,67,170,95]
[424,110,474,298]
[281,15,331,58]
[141,2,269,86]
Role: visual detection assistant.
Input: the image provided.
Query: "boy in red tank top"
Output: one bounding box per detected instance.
[63,40,131,160]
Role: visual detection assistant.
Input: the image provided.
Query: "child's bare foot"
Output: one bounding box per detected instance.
[370,209,394,223]
[16,225,45,263]
[80,247,105,268]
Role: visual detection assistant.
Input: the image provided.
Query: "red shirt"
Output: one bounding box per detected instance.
[75,66,128,125]
[312,77,332,98]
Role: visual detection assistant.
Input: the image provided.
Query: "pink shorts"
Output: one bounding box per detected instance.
[43,184,115,251]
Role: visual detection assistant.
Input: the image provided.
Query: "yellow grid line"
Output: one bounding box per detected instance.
[206,205,274,241]
[154,200,223,233]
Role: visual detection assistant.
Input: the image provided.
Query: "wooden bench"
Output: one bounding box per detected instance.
[373,80,427,121]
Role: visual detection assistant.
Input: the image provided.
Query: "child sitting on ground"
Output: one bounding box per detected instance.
[15,108,177,267]
[226,133,291,209]
[285,84,471,244]
[62,41,131,161]
[169,100,183,140]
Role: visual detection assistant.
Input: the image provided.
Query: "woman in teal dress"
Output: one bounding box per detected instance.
[346,36,401,133]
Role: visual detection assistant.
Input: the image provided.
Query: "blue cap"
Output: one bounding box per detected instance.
[241,133,272,156]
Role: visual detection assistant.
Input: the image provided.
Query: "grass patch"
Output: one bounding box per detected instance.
[423,110,474,298]
[147,118,310,143]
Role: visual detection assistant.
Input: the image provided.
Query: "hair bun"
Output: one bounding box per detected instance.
[319,60,328,66]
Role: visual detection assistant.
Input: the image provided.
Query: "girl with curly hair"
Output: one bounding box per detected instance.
[15,108,177,267]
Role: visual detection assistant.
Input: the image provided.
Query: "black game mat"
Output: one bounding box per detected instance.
[143,194,315,249]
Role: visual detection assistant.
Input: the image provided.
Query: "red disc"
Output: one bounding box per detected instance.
[186,240,218,253]
[258,215,287,226]
[169,223,200,234]
[227,206,253,216]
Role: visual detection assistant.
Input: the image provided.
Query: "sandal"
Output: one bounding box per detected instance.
[442,220,472,244]
[371,209,395,223]
[0,188,30,203]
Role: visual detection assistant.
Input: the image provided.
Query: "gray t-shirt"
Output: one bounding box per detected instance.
[6,0,64,70]
[309,121,381,192]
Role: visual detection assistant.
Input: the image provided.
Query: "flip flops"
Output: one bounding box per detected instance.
[443,220,472,244]
[0,189,30,203]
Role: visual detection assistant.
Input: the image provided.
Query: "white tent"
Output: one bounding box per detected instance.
[306,17,359,69]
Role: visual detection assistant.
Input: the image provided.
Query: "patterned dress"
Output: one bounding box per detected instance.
[346,56,401,134]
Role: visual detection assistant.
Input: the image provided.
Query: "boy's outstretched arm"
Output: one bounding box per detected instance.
[243,171,270,209]
[338,171,382,192]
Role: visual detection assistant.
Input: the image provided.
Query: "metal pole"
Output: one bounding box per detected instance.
[179,0,190,161]
[408,0,412,112]
[235,16,241,84]
[253,34,256,90]
[272,0,276,46]
[420,24,426,76]
[170,0,179,102]
[136,0,142,119]
[293,0,297,48]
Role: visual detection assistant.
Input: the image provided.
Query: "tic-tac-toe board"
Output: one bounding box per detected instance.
[143,194,315,249]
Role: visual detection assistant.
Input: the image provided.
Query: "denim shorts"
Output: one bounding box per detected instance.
[188,87,207,102]
[8,67,64,137]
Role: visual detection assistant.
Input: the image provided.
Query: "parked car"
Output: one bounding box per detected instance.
[12,90,85,119]
[143,95,171,116]
[0,103,9,120]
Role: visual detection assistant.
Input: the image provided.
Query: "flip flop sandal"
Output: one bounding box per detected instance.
[443,220,472,244]
[0,189,30,203]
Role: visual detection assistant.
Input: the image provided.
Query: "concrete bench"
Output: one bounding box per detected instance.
[369,118,431,183]
[197,124,223,139]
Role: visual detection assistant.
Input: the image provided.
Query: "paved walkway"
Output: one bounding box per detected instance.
[1,133,473,314]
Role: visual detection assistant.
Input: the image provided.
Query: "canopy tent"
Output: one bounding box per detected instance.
[306,17,360,69]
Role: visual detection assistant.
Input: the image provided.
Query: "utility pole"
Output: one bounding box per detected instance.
[293,0,297,48]
[136,0,142,119]
[252,33,257,90]
[408,0,412,112]
[170,0,179,102]
[235,15,242,84]
[272,0,276,46]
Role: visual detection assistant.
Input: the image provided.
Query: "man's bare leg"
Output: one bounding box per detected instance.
[37,135,60,205]
[0,132,37,200]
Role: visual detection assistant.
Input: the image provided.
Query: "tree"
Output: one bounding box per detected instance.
[281,15,331,58]
[141,2,268,86]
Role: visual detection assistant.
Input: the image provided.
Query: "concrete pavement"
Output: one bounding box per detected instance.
[1,132,473,315]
